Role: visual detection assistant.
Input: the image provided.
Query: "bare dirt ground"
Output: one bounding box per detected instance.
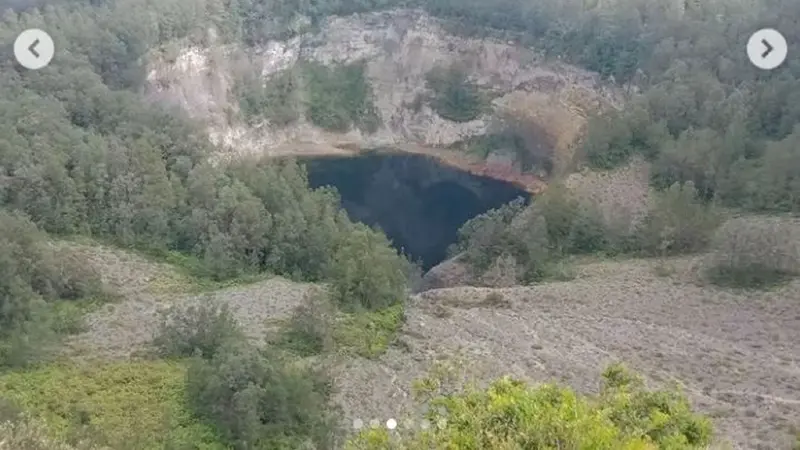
[335,256,800,450]
[58,242,800,449]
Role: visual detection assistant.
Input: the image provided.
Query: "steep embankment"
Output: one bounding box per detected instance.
[145,9,622,192]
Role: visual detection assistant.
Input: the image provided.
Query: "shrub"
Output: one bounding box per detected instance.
[235,68,300,126]
[332,304,405,358]
[636,182,722,256]
[186,342,336,449]
[478,253,520,287]
[567,203,613,254]
[346,363,713,450]
[326,224,410,312]
[0,414,104,450]
[719,127,800,213]
[705,217,800,289]
[583,104,669,170]
[450,119,552,173]
[152,298,244,359]
[303,61,381,133]
[425,65,489,122]
[274,291,334,357]
[650,128,727,201]
[455,197,528,273]
[0,362,222,450]
[36,248,105,302]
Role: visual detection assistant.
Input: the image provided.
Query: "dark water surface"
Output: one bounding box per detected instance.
[303,150,529,270]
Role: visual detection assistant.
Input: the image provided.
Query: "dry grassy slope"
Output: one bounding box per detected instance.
[337,256,800,450]
[55,237,800,450]
[57,242,316,360]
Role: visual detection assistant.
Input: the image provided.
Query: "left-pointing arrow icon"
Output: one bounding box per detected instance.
[28,38,40,58]
[13,28,54,70]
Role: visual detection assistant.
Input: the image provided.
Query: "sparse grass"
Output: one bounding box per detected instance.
[543,260,578,281]
[56,236,272,296]
[333,304,405,358]
[477,291,511,308]
[706,265,795,290]
[150,250,271,294]
[0,361,224,450]
[652,260,676,278]
[50,297,114,336]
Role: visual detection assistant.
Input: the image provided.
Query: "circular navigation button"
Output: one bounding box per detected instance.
[14,28,54,70]
[747,28,787,70]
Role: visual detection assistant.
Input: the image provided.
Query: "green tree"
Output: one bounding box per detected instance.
[326,224,410,311]
[425,65,488,122]
[186,342,337,449]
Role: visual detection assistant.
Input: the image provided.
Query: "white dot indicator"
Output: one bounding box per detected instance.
[369,419,379,428]
[386,418,397,430]
[420,419,431,430]
[352,418,363,430]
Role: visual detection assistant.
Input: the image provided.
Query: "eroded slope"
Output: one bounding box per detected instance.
[146,9,622,178]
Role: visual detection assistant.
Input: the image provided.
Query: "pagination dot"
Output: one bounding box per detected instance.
[386,418,397,430]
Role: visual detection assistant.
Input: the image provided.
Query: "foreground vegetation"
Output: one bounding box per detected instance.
[347,363,712,449]
[0,302,715,450]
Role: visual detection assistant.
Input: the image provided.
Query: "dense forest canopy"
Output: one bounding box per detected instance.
[0,0,798,448]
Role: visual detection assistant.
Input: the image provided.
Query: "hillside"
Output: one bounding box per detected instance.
[2,0,800,449]
[34,238,800,449]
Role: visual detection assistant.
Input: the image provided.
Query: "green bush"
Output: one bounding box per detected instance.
[0,213,111,367]
[236,68,300,126]
[152,298,244,359]
[650,128,728,201]
[332,304,405,358]
[456,187,622,284]
[303,62,381,132]
[704,218,800,289]
[635,182,722,256]
[273,291,334,357]
[345,363,712,450]
[718,127,800,213]
[583,104,669,170]
[0,362,223,450]
[453,198,528,272]
[326,224,410,312]
[425,66,489,122]
[186,342,336,449]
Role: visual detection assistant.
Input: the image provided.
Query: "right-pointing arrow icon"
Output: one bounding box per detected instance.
[748,28,788,71]
[761,39,773,58]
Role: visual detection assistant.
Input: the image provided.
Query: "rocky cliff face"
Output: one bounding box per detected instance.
[145,9,622,172]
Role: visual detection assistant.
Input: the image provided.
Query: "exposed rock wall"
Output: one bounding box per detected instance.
[145,9,623,169]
